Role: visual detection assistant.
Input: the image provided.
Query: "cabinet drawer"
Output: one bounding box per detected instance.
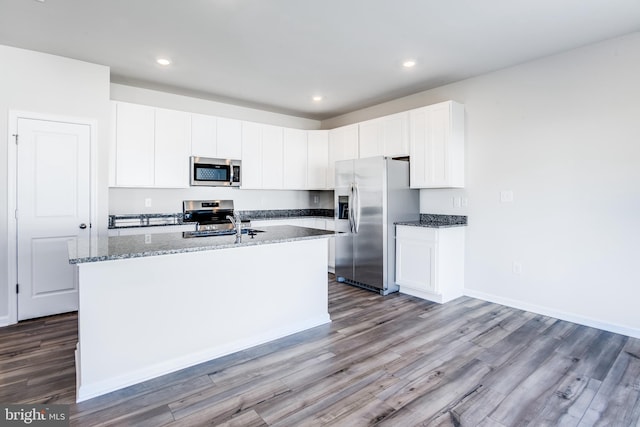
[396,225,437,241]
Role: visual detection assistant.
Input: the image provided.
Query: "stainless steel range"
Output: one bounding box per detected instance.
[182,199,238,237]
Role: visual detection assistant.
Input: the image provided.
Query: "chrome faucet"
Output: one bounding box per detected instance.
[226,213,242,242]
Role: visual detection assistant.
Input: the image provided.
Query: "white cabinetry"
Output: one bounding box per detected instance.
[395,225,465,303]
[325,219,335,273]
[112,102,190,188]
[216,117,242,159]
[190,113,217,158]
[409,101,464,188]
[191,115,242,160]
[261,125,284,189]
[241,122,262,189]
[283,128,308,189]
[328,124,359,188]
[241,122,284,189]
[307,130,329,189]
[113,102,155,187]
[155,108,190,188]
[358,111,409,158]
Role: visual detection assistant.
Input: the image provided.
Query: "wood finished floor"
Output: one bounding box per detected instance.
[2,276,640,426]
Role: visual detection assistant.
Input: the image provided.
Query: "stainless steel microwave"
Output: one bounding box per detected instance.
[190,156,241,187]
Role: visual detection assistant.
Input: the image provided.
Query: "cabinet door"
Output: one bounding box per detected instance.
[216,117,242,159]
[395,232,436,293]
[307,130,328,189]
[261,124,284,189]
[241,122,262,189]
[328,124,359,188]
[359,112,409,159]
[191,113,217,158]
[409,101,464,188]
[283,128,307,189]
[155,108,190,188]
[325,219,335,271]
[382,111,409,157]
[359,119,383,158]
[114,102,155,187]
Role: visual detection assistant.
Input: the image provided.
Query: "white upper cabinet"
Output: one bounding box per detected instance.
[155,108,191,188]
[190,113,217,158]
[113,102,190,188]
[307,130,329,189]
[409,101,465,188]
[191,114,242,160]
[261,124,284,189]
[114,102,155,187]
[241,122,263,189]
[241,122,284,189]
[283,128,308,189]
[358,111,409,158]
[328,124,359,188]
[216,117,242,159]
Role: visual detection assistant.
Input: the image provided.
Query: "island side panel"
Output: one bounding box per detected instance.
[76,238,329,402]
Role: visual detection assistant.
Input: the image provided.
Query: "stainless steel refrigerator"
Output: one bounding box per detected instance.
[335,156,419,295]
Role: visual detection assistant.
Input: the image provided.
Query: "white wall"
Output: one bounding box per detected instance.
[109,84,332,212]
[322,32,640,337]
[0,45,111,323]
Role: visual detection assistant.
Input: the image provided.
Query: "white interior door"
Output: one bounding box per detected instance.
[16,118,91,320]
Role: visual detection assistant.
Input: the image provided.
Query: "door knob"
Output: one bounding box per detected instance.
[79,223,87,229]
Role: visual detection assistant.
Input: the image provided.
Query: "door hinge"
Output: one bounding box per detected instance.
[16,283,19,294]
[12,134,18,145]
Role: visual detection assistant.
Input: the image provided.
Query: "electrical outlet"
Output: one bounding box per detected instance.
[500,190,514,203]
[512,261,522,275]
[144,198,152,208]
[144,234,152,244]
[461,198,468,207]
[453,197,461,208]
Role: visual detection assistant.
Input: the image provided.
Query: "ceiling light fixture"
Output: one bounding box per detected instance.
[312,96,323,102]
[403,60,416,68]
[156,58,172,66]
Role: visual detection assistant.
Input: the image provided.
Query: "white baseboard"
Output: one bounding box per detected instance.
[0,315,9,328]
[464,288,640,339]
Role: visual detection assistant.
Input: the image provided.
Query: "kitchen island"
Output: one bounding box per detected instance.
[68,225,333,402]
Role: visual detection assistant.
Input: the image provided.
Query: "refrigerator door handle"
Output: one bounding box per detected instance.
[348,183,355,233]
[353,182,361,234]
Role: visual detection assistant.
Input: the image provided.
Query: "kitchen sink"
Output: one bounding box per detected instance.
[182,228,265,238]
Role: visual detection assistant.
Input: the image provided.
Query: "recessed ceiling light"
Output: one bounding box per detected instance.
[403,60,416,68]
[156,58,172,66]
[312,96,323,102]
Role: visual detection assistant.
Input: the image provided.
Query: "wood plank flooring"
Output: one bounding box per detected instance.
[2,275,640,426]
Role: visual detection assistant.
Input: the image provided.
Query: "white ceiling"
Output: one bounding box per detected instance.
[1,0,640,120]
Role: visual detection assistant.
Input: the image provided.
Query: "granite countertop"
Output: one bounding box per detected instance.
[69,225,334,264]
[396,214,468,228]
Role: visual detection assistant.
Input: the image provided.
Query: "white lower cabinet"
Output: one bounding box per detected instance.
[395,225,464,303]
[325,219,335,273]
